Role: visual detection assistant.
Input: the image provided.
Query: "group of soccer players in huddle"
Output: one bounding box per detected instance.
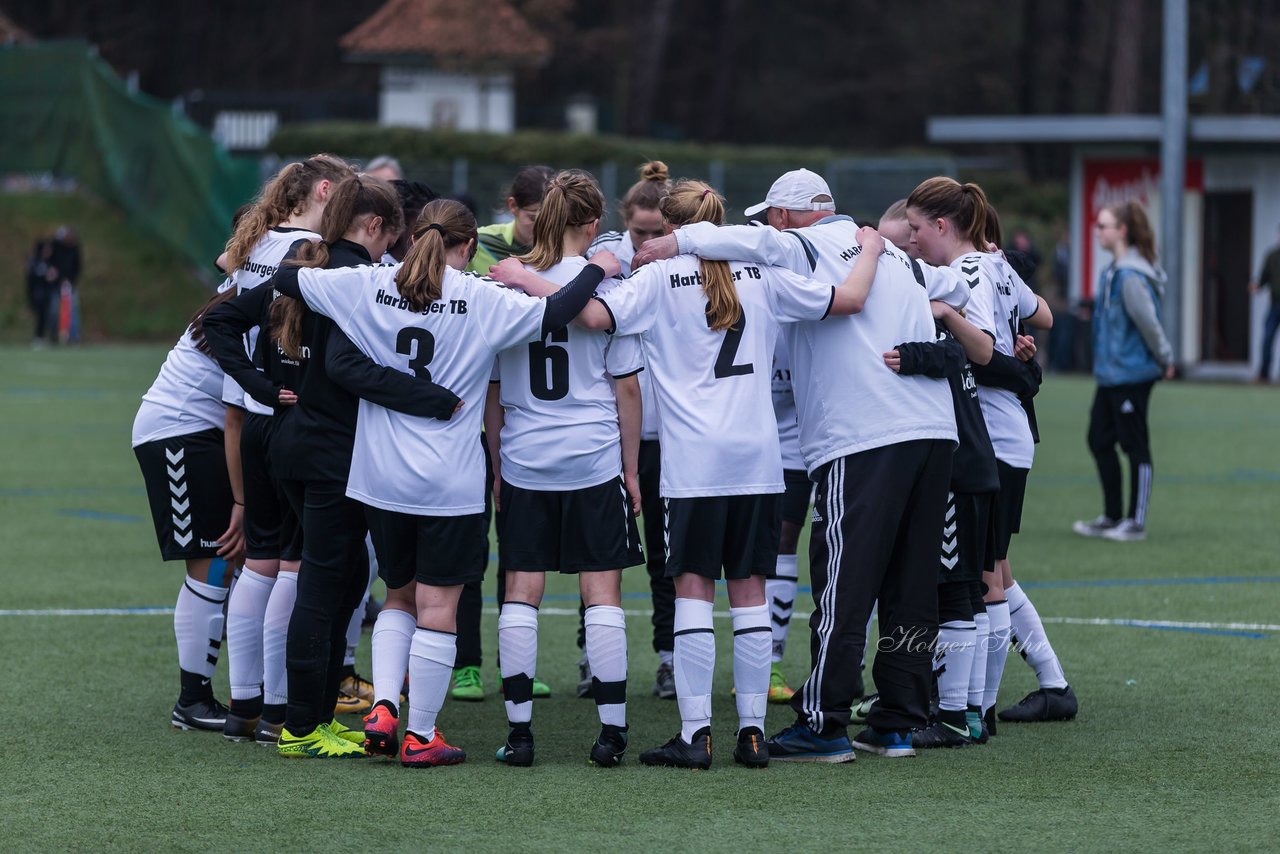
[131,154,1080,769]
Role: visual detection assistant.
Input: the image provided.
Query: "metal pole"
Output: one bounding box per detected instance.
[1160,0,1188,364]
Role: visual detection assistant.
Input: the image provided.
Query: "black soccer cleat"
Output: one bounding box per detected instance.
[588,724,629,768]
[495,724,535,767]
[639,727,712,770]
[222,711,259,742]
[998,685,1079,722]
[984,706,998,736]
[733,726,769,768]
[172,697,229,732]
[911,720,972,749]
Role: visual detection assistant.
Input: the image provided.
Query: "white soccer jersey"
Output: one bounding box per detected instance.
[495,258,643,490]
[677,218,958,472]
[294,264,547,515]
[587,230,637,277]
[132,329,227,447]
[588,232,659,439]
[221,227,321,415]
[958,252,1042,469]
[771,330,804,471]
[600,254,834,497]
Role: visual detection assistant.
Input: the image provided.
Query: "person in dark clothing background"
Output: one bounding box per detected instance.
[26,226,81,345]
[25,236,54,346]
[1248,223,1280,384]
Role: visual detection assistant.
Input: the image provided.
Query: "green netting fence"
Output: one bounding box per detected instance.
[0,41,260,274]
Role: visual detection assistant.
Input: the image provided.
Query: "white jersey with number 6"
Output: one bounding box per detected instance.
[600,254,835,498]
[294,264,547,515]
[496,257,643,490]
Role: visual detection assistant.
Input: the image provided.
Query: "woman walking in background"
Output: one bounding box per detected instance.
[1073,200,1175,543]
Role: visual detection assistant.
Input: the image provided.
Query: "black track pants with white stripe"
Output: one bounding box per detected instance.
[281,478,370,734]
[791,439,952,734]
[1086,381,1154,525]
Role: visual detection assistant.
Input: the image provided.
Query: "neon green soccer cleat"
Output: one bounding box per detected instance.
[450,666,485,702]
[768,664,796,704]
[323,719,365,745]
[277,725,366,758]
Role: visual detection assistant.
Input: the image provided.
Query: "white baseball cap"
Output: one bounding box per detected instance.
[743,169,836,217]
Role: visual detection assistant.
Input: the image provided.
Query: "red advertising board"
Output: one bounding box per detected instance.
[1082,158,1203,298]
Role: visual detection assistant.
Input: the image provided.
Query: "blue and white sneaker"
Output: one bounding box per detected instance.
[765,721,855,763]
[852,727,917,758]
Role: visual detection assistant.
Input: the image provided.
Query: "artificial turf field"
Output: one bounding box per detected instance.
[3,344,1278,852]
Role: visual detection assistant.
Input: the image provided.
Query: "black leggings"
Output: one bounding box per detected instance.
[281,478,369,734]
[1087,381,1154,525]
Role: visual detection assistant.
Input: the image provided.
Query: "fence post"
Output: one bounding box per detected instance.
[452,157,469,194]
[709,159,725,195]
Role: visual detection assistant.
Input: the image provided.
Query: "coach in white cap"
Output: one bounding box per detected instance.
[742,168,837,220]
[634,170,968,761]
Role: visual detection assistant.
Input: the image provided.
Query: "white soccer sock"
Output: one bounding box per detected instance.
[730,603,771,733]
[658,649,673,667]
[968,610,989,710]
[498,602,539,725]
[343,555,380,667]
[371,607,416,713]
[407,628,456,742]
[983,601,1012,713]
[261,570,297,706]
[225,567,275,700]
[1007,582,1068,689]
[674,598,715,743]
[936,620,977,713]
[766,555,799,663]
[584,605,627,728]
[174,576,227,679]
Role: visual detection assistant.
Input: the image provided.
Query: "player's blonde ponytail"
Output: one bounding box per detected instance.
[223,154,352,274]
[661,180,741,332]
[518,170,605,271]
[396,199,477,312]
[272,175,404,358]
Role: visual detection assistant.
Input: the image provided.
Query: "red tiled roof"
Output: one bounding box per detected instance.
[0,9,33,43]
[341,0,550,65]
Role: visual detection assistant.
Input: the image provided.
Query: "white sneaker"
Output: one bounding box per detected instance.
[1072,515,1118,538]
[1100,518,1146,542]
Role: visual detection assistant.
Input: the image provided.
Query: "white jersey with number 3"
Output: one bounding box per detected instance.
[600,254,835,497]
[294,264,547,515]
[496,257,643,490]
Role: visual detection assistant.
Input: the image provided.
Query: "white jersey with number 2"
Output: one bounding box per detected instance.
[600,254,835,498]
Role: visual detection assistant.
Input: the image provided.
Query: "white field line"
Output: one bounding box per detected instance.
[3,606,1278,633]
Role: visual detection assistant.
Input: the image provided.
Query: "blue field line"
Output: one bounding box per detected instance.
[57,508,143,523]
[2,386,109,399]
[0,485,146,498]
